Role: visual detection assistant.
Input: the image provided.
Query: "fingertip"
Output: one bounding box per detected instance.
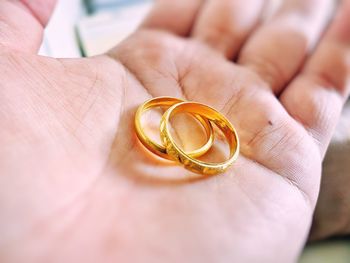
[192,0,264,59]
[20,0,57,26]
[140,0,203,36]
[0,0,57,53]
[327,0,350,43]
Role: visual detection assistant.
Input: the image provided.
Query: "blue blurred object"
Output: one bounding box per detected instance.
[85,0,150,13]
[77,0,153,56]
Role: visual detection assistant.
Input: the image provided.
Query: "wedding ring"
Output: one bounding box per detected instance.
[160,102,239,175]
[135,97,214,160]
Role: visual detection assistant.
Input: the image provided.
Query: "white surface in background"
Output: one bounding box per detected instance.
[76,1,153,56]
[39,0,84,57]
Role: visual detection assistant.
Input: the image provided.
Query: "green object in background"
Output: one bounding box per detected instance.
[300,239,350,263]
[84,0,150,13]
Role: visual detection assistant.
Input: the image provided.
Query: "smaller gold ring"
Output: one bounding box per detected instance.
[160,101,239,175]
[135,97,215,160]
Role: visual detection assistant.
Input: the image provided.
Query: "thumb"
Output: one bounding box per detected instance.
[0,0,57,53]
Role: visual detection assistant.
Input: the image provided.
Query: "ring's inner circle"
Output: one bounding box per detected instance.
[165,102,238,165]
[168,112,210,152]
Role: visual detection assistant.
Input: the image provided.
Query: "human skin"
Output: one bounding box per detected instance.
[0,0,349,262]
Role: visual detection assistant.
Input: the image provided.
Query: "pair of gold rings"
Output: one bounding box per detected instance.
[134,97,239,175]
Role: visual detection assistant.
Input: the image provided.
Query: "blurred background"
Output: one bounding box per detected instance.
[39,1,350,262]
[39,0,153,57]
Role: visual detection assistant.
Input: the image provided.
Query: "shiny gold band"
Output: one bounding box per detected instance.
[160,101,239,175]
[134,97,215,160]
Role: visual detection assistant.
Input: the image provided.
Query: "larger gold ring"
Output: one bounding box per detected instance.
[160,101,240,175]
[135,97,215,160]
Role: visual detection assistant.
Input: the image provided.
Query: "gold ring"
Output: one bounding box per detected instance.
[160,101,239,175]
[135,97,215,160]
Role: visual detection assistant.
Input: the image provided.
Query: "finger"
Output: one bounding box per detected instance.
[239,0,334,94]
[280,0,350,156]
[21,0,56,25]
[0,0,56,53]
[191,0,264,59]
[140,0,203,36]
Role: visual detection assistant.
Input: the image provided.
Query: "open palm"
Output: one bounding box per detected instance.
[1,1,350,262]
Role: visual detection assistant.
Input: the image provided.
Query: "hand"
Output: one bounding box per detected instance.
[0,0,349,262]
